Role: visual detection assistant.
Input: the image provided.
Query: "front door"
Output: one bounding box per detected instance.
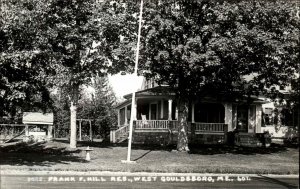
[237,105,248,132]
[150,103,157,120]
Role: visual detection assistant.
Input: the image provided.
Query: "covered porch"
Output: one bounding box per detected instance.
[113,98,234,144]
[112,85,265,144]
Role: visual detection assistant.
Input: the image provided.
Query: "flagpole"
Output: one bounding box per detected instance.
[122,0,144,163]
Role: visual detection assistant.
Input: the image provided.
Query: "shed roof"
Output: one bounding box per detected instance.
[22,112,54,125]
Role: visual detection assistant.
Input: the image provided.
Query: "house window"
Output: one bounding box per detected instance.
[263,108,274,126]
[126,105,131,123]
[120,108,125,125]
[279,108,299,127]
[194,103,225,123]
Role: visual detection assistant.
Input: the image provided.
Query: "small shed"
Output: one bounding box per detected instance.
[22,112,54,140]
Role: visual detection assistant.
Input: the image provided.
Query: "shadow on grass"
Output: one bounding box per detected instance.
[0,141,86,167]
[188,144,289,155]
[53,138,292,155]
[52,138,114,148]
[253,176,298,189]
[53,138,175,151]
[133,150,152,161]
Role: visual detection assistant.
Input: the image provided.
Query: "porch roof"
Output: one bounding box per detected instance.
[115,86,268,109]
[123,86,174,99]
[115,86,174,109]
[114,99,131,109]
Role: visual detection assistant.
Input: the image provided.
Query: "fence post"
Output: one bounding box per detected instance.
[110,126,117,143]
[89,120,92,142]
[25,125,29,136]
[47,125,53,140]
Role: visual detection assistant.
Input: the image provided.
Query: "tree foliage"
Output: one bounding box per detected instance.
[1,0,126,147]
[52,76,117,138]
[139,0,299,98]
[110,0,300,151]
[77,76,117,138]
[0,0,54,117]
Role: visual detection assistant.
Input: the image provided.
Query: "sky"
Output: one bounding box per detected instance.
[108,74,144,100]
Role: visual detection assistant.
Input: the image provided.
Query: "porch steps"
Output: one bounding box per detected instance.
[116,133,128,143]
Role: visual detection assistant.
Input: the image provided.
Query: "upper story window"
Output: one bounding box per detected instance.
[142,78,157,90]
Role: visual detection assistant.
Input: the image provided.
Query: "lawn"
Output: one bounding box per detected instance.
[0,139,298,174]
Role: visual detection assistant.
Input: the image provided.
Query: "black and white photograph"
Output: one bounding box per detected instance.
[0,0,299,188]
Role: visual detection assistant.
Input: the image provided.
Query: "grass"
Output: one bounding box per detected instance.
[0,139,298,174]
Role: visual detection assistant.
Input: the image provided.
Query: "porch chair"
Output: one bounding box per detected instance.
[141,114,149,128]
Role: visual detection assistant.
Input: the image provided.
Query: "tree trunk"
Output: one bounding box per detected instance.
[177,99,190,152]
[70,101,77,148]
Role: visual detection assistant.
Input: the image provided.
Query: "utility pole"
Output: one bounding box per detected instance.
[122,0,144,163]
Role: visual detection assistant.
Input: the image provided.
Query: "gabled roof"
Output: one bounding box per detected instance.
[22,112,54,125]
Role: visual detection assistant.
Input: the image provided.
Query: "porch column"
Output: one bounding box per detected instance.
[224,103,233,132]
[248,105,256,133]
[160,100,164,119]
[191,103,195,123]
[125,105,128,125]
[133,99,137,120]
[168,99,173,120]
[118,109,121,127]
[232,105,237,130]
[148,103,151,120]
[256,105,262,133]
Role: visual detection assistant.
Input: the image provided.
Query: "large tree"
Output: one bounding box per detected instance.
[1,0,129,148]
[111,0,299,151]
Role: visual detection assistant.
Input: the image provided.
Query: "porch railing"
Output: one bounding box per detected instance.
[111,124,129,143]
[134,120,169,129]
[193,122,228,133]
[111,121,228,143]
[134,120,227,132]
